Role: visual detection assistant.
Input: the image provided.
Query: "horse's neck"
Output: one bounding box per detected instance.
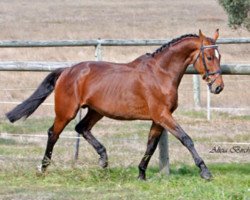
[155,39,199,87]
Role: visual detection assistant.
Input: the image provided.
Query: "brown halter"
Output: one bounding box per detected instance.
[193,44,222,87]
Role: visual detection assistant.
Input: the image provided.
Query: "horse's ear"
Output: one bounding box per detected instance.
[213,29,219,41]
[199,29,205,41]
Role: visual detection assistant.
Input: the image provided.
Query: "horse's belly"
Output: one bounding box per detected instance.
[86,95,150,120]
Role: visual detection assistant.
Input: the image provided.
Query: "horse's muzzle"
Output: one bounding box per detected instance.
[209,84,223,94]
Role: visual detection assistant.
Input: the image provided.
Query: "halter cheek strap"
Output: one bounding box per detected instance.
[193,44,222,80]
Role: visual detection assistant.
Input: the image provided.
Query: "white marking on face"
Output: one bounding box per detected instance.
[215,49,219,59]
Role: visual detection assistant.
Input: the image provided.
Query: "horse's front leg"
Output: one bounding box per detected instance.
[138,122,163,180]
[155,110,212,180]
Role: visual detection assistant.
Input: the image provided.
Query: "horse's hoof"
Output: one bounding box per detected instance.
[99,158,108,168]
[36,165,46,177]
[200,169,213,180]
[137,175,146,181]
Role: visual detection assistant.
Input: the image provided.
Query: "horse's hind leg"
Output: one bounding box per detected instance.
[37,113,77,174]
[38,96,79,174]
[75,108,108,168]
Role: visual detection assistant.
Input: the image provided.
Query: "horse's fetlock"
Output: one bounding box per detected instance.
[97,146,106,155]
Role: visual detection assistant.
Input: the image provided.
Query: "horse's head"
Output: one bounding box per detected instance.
[192,29,224,94]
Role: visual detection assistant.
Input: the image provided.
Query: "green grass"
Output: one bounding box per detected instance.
[0,138,17,145]
[0,164,249,200]
[175,110,250,121]
[0,117,77,134]
[175,110,207,119]
[229,115,250,121]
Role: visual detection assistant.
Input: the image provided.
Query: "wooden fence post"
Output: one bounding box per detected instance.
[159,129,170,175]
[95,40,102,61]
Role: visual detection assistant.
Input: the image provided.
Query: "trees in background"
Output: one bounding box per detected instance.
[218,0,249,31]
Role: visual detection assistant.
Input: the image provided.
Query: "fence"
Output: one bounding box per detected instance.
[0,38,250,175]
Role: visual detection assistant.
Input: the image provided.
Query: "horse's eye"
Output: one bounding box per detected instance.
[207,56,212,61]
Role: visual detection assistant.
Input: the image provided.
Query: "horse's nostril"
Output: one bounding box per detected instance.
[215,86,222,94]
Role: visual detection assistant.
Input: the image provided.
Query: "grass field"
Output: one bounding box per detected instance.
[0,111,250,199]
[0,164,249,200]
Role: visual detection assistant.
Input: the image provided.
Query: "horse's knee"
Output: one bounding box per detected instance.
[97,146,106,155]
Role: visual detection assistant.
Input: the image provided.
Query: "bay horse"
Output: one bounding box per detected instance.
[6,30,224,180]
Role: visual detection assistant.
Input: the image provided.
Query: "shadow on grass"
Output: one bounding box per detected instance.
[209,163,250,174]
[168,163,250,176]
[146,163,250,179]
[53,162,249,183]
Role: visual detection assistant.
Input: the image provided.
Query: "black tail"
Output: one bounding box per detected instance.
[6,68,65,123]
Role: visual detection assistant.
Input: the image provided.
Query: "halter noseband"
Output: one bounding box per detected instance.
[193,44,222,82]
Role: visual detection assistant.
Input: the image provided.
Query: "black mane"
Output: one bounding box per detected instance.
[151,34,199,57]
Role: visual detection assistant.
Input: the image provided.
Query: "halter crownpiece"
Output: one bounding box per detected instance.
[201,45,218,49]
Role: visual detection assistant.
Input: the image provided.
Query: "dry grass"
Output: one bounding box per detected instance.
[0,0,249,61]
